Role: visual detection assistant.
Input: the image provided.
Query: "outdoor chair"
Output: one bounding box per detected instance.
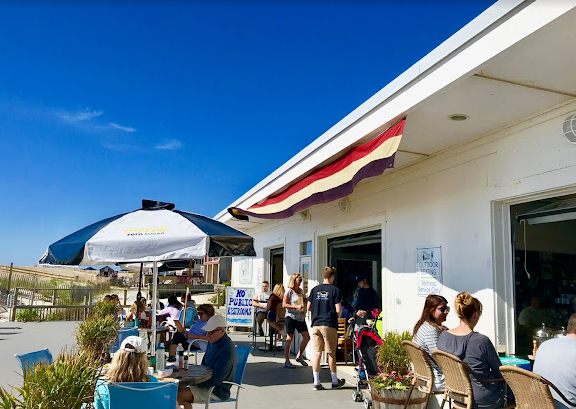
[205,345,253,409]
[500,365,576,408]
[337,317,352,364]
[432,350,514,409]
[188,338,209,365]
[180,307,197,329]
[110,327,139,354]
[402,340,442,409]
[108,381,178,409]
[14,348,53,373]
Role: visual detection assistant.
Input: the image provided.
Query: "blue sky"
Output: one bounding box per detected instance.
[0,1,495,266]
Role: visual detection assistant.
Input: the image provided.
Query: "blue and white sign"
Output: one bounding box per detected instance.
[416,246,442,297]
[226,287,254,327]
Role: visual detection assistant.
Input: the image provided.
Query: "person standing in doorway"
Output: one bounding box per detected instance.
[253,281,272,336]
[351,275,379,328]
[308,266,346,390]
[283,273,310,368]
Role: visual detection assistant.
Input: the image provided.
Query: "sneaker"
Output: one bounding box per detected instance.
[258,327,265,337]
[332,379,346,389]
[284,361,296,369]
[167,355,176,363]
[295,356,308,367]
[313,384,325,391]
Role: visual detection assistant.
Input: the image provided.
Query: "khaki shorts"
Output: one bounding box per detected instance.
[186,385,222,404]
[312,326,338,354]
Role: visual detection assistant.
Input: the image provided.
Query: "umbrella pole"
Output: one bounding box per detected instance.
[151,260,158,355]
[182,260,193,325]
[136,263,143,329]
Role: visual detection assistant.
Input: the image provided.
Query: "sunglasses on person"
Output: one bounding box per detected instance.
[207,328,223,336]
[198,311,206,316]
[439,306,450,313]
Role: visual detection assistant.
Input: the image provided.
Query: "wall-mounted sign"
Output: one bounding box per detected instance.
[238,258,252,284]
[225,287,254,327]
[417,246,442,297]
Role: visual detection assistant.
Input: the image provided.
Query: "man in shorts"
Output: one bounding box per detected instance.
[307,266,345,390]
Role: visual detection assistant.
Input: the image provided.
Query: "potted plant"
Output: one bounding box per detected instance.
[76,311,120,364]
[369,331,427,409]
[0,351,101,409]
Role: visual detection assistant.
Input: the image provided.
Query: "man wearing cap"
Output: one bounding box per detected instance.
[351,275,379,328]
[178,314,237,409]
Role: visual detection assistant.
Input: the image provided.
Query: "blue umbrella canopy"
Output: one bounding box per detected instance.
[40,200,256,265]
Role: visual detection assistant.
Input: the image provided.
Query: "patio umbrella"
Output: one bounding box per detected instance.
[39,199,256,349]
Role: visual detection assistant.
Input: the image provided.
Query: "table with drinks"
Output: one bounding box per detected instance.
[161,364,213,386]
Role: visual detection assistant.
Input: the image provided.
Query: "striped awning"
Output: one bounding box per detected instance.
[229,118,405,220]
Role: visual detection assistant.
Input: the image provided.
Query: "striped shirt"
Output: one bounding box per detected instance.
[414,321,445,391]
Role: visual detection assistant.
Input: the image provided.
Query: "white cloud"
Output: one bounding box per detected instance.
[108,122,136,132]
[156,139,183,150]
[58,108,103,122]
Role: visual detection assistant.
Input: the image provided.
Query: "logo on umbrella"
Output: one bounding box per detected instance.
[124,226,168,235]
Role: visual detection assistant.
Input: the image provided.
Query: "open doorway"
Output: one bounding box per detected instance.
[328,229,382,310]
[511,193,576,356]
[270,247,284,288]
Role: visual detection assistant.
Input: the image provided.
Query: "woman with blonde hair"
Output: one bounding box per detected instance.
[282,273,310,368]
[413,294,449,391]
[437,292,507,409]
[266,283,286,335]
[94,336,158,409]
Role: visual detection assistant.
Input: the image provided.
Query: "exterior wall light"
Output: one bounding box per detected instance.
[448,114,469,121]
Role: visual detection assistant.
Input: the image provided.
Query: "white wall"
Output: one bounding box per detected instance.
[232,100,576,348]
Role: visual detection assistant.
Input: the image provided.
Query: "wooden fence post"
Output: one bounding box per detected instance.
[10,288,19,321]
[52,289,57,305]
[123,289,127,306]
[7,263,13,294]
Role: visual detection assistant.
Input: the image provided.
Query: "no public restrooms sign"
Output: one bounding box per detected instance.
[225,287,254,327]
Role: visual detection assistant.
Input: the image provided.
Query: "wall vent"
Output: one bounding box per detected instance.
[338,197,350,213]
[563,113,576,143]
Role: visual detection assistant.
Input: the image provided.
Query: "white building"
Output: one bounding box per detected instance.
[216,0,576,357]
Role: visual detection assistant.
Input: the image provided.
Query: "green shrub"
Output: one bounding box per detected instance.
[91,300,119,319]
[15,309,40,322]
[0,351,100,409]
[376,330,413,376]
[76,314,120,363]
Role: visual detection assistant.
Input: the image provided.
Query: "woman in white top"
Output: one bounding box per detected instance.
[282,273,310,368]
[412,294,450,391]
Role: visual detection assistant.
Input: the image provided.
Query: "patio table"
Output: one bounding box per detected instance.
[500,356,531,370]
[160,364,213,386]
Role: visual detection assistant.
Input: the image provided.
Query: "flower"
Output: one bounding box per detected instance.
[370,372,414,391]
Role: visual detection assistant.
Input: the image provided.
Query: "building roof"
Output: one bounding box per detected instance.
[216,0,576,227]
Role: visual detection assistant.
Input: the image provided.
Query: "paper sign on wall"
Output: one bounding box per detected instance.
[225,287,254,327]
[417,247,442,297]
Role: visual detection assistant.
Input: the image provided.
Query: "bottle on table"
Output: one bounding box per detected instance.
[183,351,189,369]
[532,339,538,356]
[156,342,165,371]
[177,344,184,370]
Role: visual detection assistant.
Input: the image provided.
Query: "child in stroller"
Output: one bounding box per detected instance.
[351,310,382,409]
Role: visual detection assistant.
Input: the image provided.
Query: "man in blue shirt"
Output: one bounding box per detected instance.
[178,314,237,409]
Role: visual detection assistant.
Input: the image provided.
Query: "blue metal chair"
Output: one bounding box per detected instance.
[109,327,139,354]
[205,345,253,409]
[14,348,53,373]
[108,381,178,409]
[180,307,197,328]
[188,338,209,365]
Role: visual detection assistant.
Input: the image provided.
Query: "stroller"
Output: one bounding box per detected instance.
[351,322,383,409]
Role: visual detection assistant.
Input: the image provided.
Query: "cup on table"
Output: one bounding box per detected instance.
[497,344,507,357]
[148,366,154,376]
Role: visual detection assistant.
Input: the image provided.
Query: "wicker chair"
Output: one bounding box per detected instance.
[500,366,576,408]
[401,341,438,409]
[432,350,513,409]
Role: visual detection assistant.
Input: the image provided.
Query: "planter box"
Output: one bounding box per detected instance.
[371,388,427,409]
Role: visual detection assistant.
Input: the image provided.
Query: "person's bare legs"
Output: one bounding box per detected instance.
[296,331,310,360]
[327,352,337,373]
[284,333,293,362]
[313,351,322,372]
[177,387,193,409]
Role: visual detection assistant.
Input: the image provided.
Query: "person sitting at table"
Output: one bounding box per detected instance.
[533,312,576,409]
[253,280,272,336]
[157,295,182,327]
[94,336,158,409]
[413,294,450,392]
[168,303,215,362]
[181,292,196,309]
[177,314,237,409]
[126,298,151,328]
[266,283,286,337]
[110,294,127,320]
[437,291,508,409]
